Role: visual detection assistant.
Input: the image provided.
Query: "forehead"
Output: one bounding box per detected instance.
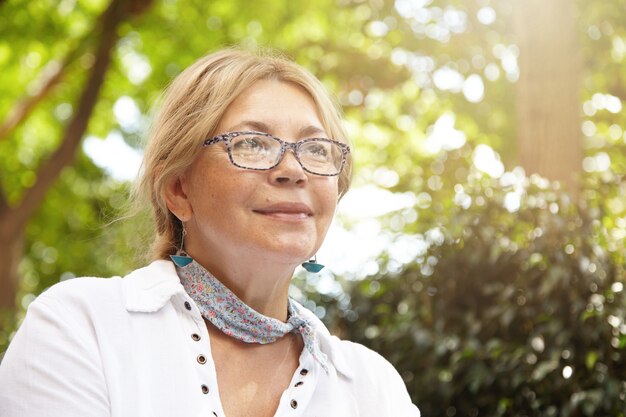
[216,79,327,137]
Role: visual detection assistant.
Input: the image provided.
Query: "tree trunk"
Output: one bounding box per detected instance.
[0,0,133,312]
[0,228,23,312]
[0,0,154,313]
[514,0,582,194]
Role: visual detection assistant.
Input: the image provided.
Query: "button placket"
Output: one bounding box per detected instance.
[193,340,211,399]
[284,351,324,415]
[287,367,310,411]
[181,297,215,404]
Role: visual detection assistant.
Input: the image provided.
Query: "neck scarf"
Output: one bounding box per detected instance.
[173,256,330,373]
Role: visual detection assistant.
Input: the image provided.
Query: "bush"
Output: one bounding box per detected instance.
[314,166,626,417]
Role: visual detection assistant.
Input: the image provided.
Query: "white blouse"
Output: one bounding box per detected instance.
[0,260,420,416]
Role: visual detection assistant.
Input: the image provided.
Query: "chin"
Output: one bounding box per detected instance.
[264,241,319,265]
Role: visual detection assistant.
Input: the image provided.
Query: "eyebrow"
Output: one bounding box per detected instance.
[227,120,328,138]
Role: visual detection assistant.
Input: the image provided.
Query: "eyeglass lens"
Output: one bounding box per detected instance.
[229,133,344,175]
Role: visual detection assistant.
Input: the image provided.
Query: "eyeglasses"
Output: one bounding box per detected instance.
[203,131,350,176]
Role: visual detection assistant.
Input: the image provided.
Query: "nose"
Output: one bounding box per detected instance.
[269,149,307,185]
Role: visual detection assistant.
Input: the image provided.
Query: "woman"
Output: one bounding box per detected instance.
[0,48,419,416]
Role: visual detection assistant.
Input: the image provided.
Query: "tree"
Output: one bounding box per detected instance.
[314,170,626,415]
[0,0,153,310]
[514,0,583,194]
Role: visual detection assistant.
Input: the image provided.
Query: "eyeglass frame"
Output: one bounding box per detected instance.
[203,130,351,177]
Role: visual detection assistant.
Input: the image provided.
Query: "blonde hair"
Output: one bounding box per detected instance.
[134,47,352,261]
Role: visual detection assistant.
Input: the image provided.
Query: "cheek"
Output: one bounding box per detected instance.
[318,181,339,218]
[189,160,234,199]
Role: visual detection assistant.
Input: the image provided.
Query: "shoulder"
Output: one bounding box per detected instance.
[9,261,181,351]
[34,260,181,315]
[278,300,419,414]
[18,274,130,343]
[327,337,420,416]
[332,337,402,381]
[35,274,125,314]
[0,276,124,416]
[41,274,123,299]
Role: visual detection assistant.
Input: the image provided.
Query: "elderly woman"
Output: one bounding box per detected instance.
[0,48,419,416]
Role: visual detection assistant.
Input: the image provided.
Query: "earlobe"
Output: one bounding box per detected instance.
[163,175,193,222]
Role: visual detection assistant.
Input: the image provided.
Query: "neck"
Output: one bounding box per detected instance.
[187,249,296,321]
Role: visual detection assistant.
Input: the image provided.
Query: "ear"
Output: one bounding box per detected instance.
[163,173,193,222]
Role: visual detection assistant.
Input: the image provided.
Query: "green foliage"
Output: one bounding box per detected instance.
[310,156,626,415]
[0,153,143,353]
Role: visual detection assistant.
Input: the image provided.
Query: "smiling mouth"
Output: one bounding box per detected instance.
[254,211,311,220]
[253,203,313,220]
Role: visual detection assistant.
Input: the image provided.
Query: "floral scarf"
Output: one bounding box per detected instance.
[172,256,330,373]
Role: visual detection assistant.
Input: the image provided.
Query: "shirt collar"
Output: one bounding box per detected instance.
[121,260,354,379]
[122,260,187,313]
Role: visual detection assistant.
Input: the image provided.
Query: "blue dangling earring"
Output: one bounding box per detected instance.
[302,255,325,273]
[170,223,193,267]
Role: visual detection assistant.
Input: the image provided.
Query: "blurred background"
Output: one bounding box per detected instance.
[1,0,625,415]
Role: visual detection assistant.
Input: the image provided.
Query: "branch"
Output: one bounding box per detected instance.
[0,0,154,142]
[2,0,129,236]
[0,184,7,217]
[0,38,91,141]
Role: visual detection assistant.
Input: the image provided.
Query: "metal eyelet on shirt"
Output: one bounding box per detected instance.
[197,354,207,364]
[290,399,298,409]
[299,368,309,376]
[294,381,304,387]
[184,301,192,311]
[201,384,209,394]
[191,333,201,341]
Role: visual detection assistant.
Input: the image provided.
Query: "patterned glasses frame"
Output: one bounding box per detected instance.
[203,131,351,177]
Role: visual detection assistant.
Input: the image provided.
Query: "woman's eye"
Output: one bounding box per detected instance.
[302,143,330,159]
[232,137,267,154]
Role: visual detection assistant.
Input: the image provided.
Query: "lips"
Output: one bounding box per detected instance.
[253,202,313,219]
